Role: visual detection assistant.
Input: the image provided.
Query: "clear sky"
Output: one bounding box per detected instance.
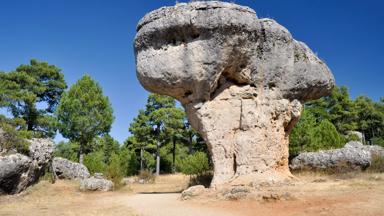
[0,0,383,143]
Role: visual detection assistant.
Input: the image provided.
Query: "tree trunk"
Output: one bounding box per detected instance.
[140,147,143,171]
[156,140,160,176]
[172,136,176,173]
[78,142,84,164]
[188,132,193,154]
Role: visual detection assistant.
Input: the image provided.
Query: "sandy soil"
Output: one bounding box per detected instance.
[1,172,383,216]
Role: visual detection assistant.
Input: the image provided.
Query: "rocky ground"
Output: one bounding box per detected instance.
[0,172,383,216]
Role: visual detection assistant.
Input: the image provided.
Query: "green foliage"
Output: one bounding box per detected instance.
[345,133,361,142]
[290,110,344,155]
[56,75,114,162]
[291,86,384,155]
[370,137,384,147]
[119,147,139,176]
[178,152,210,176]
[128,94,186,174]
[0,59,67,138]
[105,153,124,188]
[54,141,79,161]
[83,151,107,174]
[312,120,344,150]
[0,117,30,154]
[91,135,120,163]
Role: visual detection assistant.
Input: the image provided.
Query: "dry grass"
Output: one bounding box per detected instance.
[1,172,384,216]
[127,173,190,193]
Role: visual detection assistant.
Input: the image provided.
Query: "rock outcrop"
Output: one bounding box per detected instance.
[80,175,114,192]
[52,157,90,180]
[134,1,335,186]
[290,142,372,171]
[0,139,54,194]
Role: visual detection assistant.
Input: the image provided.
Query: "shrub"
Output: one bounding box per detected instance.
[119,148,139,176]
[370,137,384,147]
[105,153,124,188]
[137,169,155,183]
[0,119,30,154]
[54,141,78,161]
[367,155,384,173]
[83,151,106,174]
[178,151,210,176]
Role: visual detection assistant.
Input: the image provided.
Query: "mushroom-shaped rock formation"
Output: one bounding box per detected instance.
[134,1,335,187]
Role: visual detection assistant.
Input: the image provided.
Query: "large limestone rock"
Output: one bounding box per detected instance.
[290,141,372,171]
[0,138,54,194]
[80,175,114,192]
[134,1,335,186]
[52,157,90,180]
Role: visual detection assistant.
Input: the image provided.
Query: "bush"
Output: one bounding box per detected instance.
[311,119,344,150]
[54,141,78,161]
[178,152,210,176]
[105,153,124,188]
[290,110,344,155]
[0,119,30,154]
[367,155,384,173]
[83,151,106,174]
[370,137,384,147]
[119,148,139,176]
[137,169,155,183]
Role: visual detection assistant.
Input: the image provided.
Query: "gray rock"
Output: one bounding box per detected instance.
[134,1,334,186]
[346,131,364,142]
[29,138,54,166]
[52,157,90,180]
[290,141,372,171]
[0,139,54,194]
[80,176,114,191]
[181,185,206,200]
[94,172,104,179]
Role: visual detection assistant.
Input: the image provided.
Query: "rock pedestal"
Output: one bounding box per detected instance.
[134,1,335,187]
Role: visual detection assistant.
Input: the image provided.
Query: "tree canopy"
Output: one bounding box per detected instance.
[0,59,67,138]
[56,75,114,163]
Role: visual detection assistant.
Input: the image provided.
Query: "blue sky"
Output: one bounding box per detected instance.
[0,0,383,143]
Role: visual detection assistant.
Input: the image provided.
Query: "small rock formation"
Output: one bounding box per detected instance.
[52,157,90,180]
[181,185,207,200]
[290,141,372,171]
[80,174,114,191]
[0,138,54,194]
[134,1,334,186]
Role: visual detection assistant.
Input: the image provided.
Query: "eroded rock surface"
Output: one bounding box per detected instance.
[80,176,113,192]
[0,139,54,194]
[52,157,90,180]
[134,1,335,186]
[290,142,372,171]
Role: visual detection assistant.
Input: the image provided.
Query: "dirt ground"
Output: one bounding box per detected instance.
[1,172,383,216]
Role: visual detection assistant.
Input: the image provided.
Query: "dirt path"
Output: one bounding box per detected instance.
[123,193,234,216]
[1,173,384,216]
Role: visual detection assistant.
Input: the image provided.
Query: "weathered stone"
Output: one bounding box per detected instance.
[290,141,372,171]
[134,1,334,186]
[181,185,206,200]
[52,157,90,180]
[0,139,54,194]
[80,176,113,191]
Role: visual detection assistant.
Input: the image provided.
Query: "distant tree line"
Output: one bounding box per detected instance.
[1,59,382,180]
[290,86,384,156]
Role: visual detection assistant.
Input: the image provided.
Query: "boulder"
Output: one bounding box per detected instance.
[52,157,90,180]
[181,185,206,200]
[290,141,372,171]
[80,176,114,191]
[0,138,54,194]
[134,1,334,186]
